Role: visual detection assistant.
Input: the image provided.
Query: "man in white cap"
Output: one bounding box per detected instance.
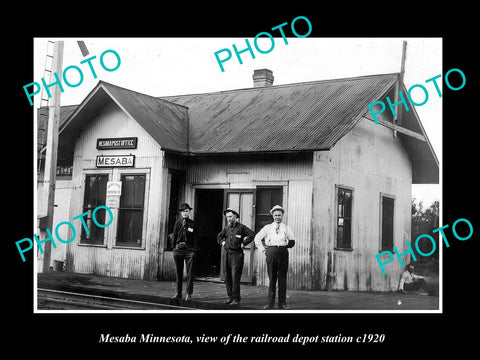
[254,205,295,309]
[217,208,255,307]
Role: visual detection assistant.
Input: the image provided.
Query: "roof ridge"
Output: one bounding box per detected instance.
[158,72,400,99]
[99,80,190,110]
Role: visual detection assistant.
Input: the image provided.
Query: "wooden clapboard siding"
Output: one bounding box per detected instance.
[66,101,166,280]
[312,117,412,291]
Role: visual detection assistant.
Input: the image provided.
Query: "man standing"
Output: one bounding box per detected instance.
[217,208,255,307]
[254,205,295,310]
[171,203,197,301]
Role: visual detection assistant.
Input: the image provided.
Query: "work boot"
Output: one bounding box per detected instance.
[229,300,240,307]
[278,304,290,310]
[171,293,182,300]
[224,298,233,305]
[263,304,274,310]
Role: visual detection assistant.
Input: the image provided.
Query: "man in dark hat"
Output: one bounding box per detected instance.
[171,203,197,301]
[254,205,295,310]
[217,208,255,307]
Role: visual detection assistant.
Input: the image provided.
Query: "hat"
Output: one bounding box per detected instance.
[270,205,285,215]
[178,203,193,211]
[223,208,240,218]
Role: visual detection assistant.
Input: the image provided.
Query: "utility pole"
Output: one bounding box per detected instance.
[397,40,407,124]
[393,41,407,137]
[40,40,64,273]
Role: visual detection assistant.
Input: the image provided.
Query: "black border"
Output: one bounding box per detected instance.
[8,5,478,355]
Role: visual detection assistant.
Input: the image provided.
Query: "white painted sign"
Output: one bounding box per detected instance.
[106,181,122,196]
[106,181,122,209]
[96,155,135,168]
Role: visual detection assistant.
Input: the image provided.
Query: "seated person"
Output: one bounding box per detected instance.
[398,264,435,295]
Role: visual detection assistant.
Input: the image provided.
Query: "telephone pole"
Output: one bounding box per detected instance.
[40,40,64,273]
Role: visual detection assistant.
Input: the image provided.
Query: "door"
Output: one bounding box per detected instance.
[221,190,255,283]
[193,189,224,277]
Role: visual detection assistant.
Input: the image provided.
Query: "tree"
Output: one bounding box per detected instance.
[411,198,439,274]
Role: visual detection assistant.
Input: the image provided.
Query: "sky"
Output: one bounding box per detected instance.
[33,37,442,207]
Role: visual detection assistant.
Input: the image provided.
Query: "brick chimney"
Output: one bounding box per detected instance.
[252,69,274,87]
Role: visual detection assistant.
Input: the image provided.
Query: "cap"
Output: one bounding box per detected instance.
[223,208,240,218]
[270,205,285,215]
[178,203,193,211]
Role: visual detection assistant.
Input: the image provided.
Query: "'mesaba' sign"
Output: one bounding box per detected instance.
[96,155,135,168]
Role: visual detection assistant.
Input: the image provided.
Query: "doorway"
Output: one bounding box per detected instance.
[194,189,224,278]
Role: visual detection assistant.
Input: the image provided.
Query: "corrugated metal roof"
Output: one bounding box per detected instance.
[100,82,189,153]
[45,72,438,183]
[53,82,189,158]
[37,105,77,155]
[161,73,399,154]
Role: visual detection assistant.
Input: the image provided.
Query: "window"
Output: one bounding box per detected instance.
[255,186,283,232]
[336,187,353,249]
[116,174,146,247]
[381,195,394,251]
[81,174,108,244]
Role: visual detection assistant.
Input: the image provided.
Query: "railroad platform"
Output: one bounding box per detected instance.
[37,272,439,311]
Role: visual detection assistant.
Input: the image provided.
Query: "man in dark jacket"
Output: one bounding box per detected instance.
[217,208,255,307]
[171,203,197,301]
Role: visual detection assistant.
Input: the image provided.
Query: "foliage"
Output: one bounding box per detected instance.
[411,198,439,275]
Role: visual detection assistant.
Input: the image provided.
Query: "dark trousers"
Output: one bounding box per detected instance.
[173,249,195,295]
[404,279,428,292]
[224,249,244,301]
[266,246,289,306]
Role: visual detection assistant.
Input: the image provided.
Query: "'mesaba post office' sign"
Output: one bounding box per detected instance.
[96,155,135,168]
[96,137,137,150]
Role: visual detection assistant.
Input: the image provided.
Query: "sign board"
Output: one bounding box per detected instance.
[106,181,122,209]
[106,196,120,209]
[106,181,122,196]
[96,137,137,150]
[96,155,135,168]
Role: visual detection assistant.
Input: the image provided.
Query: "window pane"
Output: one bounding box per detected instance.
[337,187,353,249]
[117,210,143,245]
[81,174,108,244]
[120,175,135,207]
[381,197,394,251]
[133,176,145,208]
[255,187,283,233]
[344,190,352,218]
[337,226,344,245]
[257,189,271,214]
[271,187,283,207]
[117,174,146,246]
[344,218,351,245]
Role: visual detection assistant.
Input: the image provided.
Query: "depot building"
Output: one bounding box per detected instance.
[37,69,438,291]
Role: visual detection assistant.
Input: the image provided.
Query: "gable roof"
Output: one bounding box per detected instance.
[55,81,189,160]
[44,72,438,183]
[161,73,399,154]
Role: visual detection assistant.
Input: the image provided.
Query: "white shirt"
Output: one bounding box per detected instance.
[254,222,295,252]
[398,270,424,290]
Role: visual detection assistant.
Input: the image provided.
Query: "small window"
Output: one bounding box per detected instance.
[255,186,283,232]
[116,174,146,247]
[381,195,394,251]
[336,187,353,249]
[81,174,108,244]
